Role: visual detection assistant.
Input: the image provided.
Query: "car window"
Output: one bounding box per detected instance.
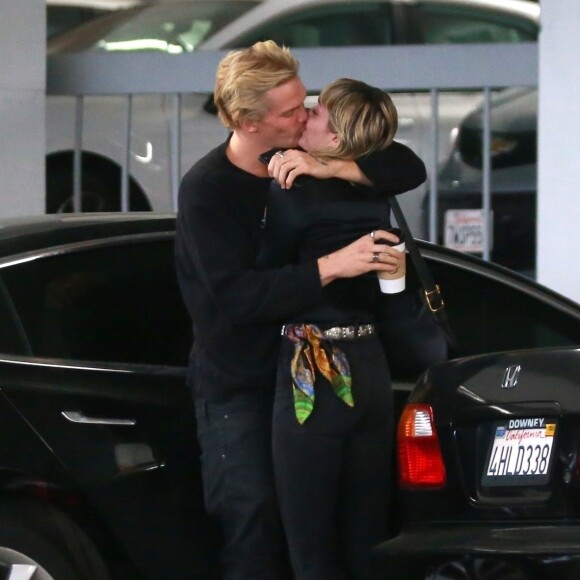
[0,278,30,356]
[231,3,394,48]
[49,1,260,53]
[427,259,580,356]
[1,239,192,367]
[47,6,108,39]
[410,3,538,44]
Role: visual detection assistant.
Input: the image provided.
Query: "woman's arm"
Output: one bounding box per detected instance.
[268,141,426,194]
[356,141,427,194]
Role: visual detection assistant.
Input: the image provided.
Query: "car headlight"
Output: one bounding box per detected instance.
[458,127,535,169]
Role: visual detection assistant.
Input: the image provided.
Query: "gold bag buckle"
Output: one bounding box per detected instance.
[424,285,445,313]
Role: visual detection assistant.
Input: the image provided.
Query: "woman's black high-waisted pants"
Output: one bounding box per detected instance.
[272,333,395,580]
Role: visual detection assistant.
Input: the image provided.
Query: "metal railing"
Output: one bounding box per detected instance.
[47,43,538,259]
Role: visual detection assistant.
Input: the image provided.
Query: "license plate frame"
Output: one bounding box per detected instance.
[481,417,557,487]
[444,209,493,253]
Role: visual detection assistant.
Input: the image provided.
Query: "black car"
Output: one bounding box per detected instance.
[378,346,580,579]
[0,213,578,579]
[431,87,537,274]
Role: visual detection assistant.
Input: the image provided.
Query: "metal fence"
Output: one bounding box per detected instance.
[47,43,538,261]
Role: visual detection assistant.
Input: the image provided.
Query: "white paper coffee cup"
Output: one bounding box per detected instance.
[377,227,406,294]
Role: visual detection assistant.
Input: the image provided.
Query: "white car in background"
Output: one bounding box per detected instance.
[46,0,539,218]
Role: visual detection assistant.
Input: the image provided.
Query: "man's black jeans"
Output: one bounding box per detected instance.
[195,391,289,580]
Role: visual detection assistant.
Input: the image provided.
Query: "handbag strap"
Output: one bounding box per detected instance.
[388,195,460,353]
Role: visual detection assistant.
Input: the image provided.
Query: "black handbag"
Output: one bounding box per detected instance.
[376,195,459,379]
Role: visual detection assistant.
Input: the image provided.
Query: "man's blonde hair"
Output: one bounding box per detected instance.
[214,40,300,129]
[319,78,398,159]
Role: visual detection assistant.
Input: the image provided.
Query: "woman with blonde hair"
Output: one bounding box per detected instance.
[258,78,403,580]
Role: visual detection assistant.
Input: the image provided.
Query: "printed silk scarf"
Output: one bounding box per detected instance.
[285,324,353,424]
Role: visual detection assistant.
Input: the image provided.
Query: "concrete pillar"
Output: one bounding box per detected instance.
[537,0,580,303]
[0,0,45,216]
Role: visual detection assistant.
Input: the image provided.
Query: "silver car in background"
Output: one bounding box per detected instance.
[46,0,539,218]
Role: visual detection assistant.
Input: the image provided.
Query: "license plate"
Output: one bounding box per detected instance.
[482,418,557,487]
[444,209,493,253]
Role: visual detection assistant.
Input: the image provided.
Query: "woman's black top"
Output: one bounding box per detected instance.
[257,177,390,326]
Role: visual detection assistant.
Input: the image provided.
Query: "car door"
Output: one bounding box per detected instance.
[0,235,218,579]
[421,248,580,357]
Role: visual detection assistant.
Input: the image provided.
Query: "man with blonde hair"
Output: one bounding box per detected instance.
[175,40,425,579]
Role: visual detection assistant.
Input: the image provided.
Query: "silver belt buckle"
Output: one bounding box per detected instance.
[323,326,340,339]
[343,326,355,339]
[358,324,373,338]
[323,324,374,340]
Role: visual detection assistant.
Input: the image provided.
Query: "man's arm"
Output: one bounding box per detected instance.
[317,232,403,286]
[269,141,426,193]
[176,198,320,326]
[176,175,400,326]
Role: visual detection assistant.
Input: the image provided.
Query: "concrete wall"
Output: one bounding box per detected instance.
[537,1,580,303]
[0,0,45,216]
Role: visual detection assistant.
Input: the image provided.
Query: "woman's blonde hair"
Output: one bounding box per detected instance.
[319,78,398,159]
[214,40,300,129]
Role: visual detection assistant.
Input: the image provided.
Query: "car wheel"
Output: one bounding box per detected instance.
[47,164,123,213]
[0,499,110,580]
[46,154,151,213]
[426,557,528,580]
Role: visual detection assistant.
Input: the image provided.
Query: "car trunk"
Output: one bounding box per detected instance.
[399,347,580,523]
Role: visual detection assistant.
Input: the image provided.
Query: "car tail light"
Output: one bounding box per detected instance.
[397,403,446,489]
